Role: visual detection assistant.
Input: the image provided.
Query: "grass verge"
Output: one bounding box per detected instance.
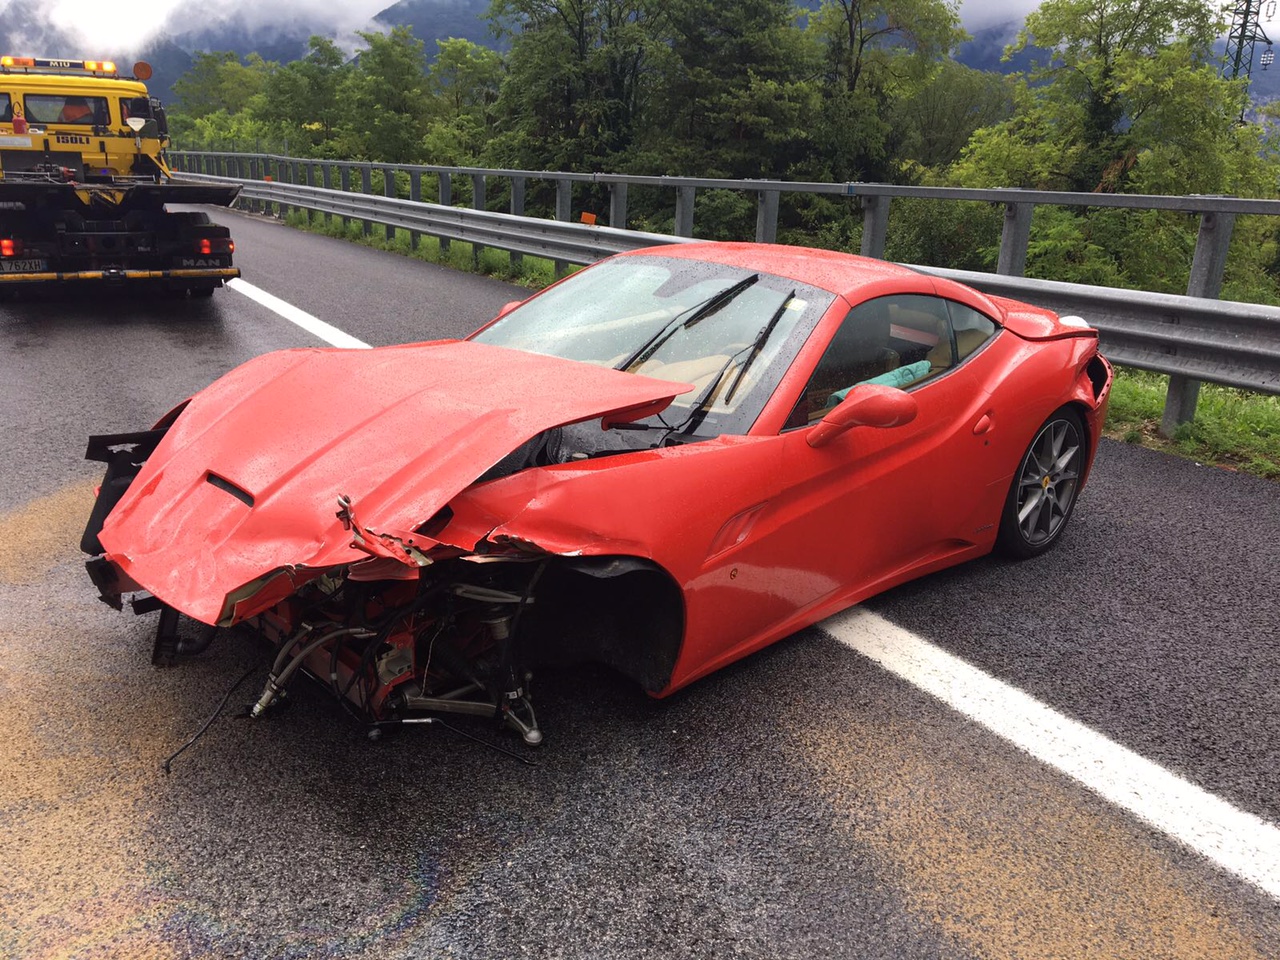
[282,207,567,288]
[1104,367,1280,480]
[271,207,1279,481]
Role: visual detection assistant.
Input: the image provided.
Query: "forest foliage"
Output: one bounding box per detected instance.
[165,0,1280,302]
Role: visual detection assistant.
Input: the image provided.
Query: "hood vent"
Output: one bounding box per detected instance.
[206,472,254,507]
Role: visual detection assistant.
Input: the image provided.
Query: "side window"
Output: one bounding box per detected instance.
[0,94,11,123]
[122,97,150,123]
[23,94,109,125]
[785,295,953,428]
[948,301,997,361]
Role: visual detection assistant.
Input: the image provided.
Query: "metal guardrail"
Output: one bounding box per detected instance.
[911,267,1280,396]
[224,175,696,263]
[172,159,1280,427]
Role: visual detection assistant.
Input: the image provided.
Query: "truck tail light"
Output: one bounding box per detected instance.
[196,238,234,255]
[0,238,22,257]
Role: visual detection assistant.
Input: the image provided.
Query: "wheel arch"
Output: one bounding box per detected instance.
[525,555,686,695]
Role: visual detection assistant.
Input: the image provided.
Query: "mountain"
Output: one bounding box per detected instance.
[954,20,1042,74]
[374,0,495,48]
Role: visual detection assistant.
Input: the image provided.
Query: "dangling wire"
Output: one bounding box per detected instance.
[161,660,263,774]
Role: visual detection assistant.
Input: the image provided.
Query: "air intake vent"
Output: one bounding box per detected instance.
[206,472,254,507]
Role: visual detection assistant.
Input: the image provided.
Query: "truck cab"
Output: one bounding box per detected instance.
[0,57,170,182]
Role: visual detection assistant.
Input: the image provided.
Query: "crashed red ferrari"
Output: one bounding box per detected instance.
[83,243,1111,748]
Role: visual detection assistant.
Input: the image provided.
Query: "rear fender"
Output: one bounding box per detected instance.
[1064,347,1113,489]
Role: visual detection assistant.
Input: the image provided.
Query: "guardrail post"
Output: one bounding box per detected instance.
[280,161,293,221]
[997,202,1033,277]
[674,186,696,237]
[276,158,288,218]
[610,182,628,229]
[756,189,780,244]
[289,161,300,218]
[860,195,889,259]
[1160,211,1237,437]
[320,164,332,227]
[555,178,573,276]
[360,165,373,237]
[383,167,397,243]
[262,158,271,215]
[439,173,452,254]
[249,158,261,214]
[340,166,351,232]
[409,171,422,250]
[273,159,285,219]
[510,176,526,271]
[300,163,312,226]
[472,174,487,261]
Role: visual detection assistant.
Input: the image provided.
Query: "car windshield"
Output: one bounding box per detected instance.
[471,254,835,437]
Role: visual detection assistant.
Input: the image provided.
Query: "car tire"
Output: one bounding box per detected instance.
[995,406,1087,560]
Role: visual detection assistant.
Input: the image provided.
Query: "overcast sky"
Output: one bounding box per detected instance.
[1,0,1270,56]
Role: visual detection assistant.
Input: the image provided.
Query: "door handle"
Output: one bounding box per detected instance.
[973,413,994,435]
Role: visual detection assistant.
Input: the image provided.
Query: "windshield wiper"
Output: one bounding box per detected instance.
[614,273,760,374]
[722,289,795,405]
[670,288,796,438]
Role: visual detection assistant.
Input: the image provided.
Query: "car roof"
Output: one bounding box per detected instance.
[624,242,921,295]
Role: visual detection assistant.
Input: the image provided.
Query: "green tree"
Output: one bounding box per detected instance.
[422,38,502,164]
[487,0,673,170]
[956,0,1226,192]
[805,0,967,180]
[172,51,274,120]
[896,61,1013,170]
[640,0,819,179]
[948,1,1280,300]
[335,27,431,163]
[259,36,351,151]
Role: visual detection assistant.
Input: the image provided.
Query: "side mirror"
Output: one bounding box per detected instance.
[496,300,523,320]
[807,384,918,448]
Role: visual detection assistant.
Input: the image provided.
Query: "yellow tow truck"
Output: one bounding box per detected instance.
[0,56,240,296]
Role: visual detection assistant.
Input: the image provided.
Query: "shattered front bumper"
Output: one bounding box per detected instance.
[81,429,166,610]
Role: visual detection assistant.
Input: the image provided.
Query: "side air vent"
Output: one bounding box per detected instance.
[1085,356,1109,400]
[206,472,254,507]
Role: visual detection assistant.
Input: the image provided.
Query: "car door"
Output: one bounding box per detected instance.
[767,293,1004,615]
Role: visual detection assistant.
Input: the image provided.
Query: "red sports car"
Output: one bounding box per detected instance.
[83,243,1112,748]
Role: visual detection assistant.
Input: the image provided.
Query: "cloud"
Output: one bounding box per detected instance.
[958,0,1041,31]
[1,0,392,56]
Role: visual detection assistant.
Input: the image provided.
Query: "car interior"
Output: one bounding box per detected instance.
[786,296,998,427]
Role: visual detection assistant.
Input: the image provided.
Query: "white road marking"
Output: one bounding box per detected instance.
[823,607,1280,900]
[227,278,371,349]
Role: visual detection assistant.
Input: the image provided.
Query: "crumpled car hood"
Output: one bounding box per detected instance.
[99,339,690,624]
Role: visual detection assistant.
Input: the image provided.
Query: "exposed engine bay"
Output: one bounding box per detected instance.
[239,555,549,746]
[82,418,686,762]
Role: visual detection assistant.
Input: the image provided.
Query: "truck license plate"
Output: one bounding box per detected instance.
[0,259,48,273]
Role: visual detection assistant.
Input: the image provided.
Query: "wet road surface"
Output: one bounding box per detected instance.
[2,208,1278,959]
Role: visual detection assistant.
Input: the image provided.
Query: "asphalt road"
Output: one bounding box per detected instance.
[2,208,1278,960]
